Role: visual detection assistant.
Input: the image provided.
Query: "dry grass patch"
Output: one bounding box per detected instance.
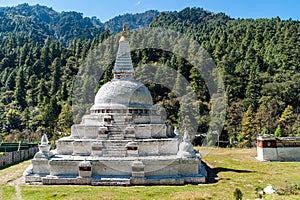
[0,160,30,186]
[0,148,299,199]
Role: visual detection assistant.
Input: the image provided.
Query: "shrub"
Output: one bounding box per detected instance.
[233,188,243,200]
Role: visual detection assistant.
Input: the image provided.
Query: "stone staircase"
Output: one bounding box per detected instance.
[102,140,129,157]
[107,125,125,140]
[108,133,125,140]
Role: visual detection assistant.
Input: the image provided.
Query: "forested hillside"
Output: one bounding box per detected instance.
[0,5,299,147]
[151,7,300,146]
[0,3,104,46]
[104,10,159,33]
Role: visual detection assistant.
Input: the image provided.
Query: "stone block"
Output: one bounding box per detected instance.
[131,160,145,177]
[32,159,50,174]
[49,160,79,176]
[91,142,103,156]
[56,139,74,155]
[135,125,151,138]
[78,160,92,177]
[130,177,146,185]
[73,140,92,156]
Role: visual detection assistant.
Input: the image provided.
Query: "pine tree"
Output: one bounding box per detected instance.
[238,105,256,147]
[57,104,73,134]
[5,109,22,132]
[49,58,61,96]
[274,125,282,137]
[37,78,48,106]
[26,75,39,107]
[5,70,16,91]
[278,105,296,136]
[14,67,27,110]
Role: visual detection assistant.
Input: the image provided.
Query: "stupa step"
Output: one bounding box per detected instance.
[102,151,127,157]
[103,149,126,153]
[91,178,130,186]
[103,146,126,151]
[103,144,126,148]
[108,132,124,135]
[102,140,129,146]
[108,134,125,140]
[107,126,124,132]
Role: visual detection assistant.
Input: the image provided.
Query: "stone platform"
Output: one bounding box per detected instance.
[25,154,206,185]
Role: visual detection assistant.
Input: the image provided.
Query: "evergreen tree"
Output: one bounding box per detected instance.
[238,105,256,147]
[14,67,27,110]
[49,57,62,96]
[278,105,296,136]
[274,125,282,137]
[5,109,22,132]
[26,74,39,107]
[37,78,48,105]
[5,70,16,91]
[57,104,73,133]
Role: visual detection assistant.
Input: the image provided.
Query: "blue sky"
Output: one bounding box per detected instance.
[0,0,299,22]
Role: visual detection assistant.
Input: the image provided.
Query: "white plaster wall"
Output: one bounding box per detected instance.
[257,147,300,161]
[177,159,199,175]
[92,161,132,176]
[71,125,85,138]
[256,147,277,161]
[144,163,179,176]
[151,124,167,138]
[81,115,100,125]
[133,116,151,124]
[135,126,151,138]
[149,115,163,123]
[84,126,99,139]
[73,140,92,155]
[49,161,78,176]
[277,147,300,161]
[32,160,50,174]
[158,140,179,155]
[56,140,73,155]
[139,141,159,156]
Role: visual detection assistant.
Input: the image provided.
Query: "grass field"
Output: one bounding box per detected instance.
[0,148,299,200]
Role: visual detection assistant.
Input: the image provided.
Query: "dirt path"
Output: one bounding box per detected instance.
[7,177,24,200]
[0,160,30,186]
[1,160,30,200]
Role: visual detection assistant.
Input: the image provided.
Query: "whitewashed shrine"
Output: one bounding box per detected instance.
[24,25,207,185]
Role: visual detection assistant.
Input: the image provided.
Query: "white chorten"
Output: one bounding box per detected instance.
[24,24,207,185]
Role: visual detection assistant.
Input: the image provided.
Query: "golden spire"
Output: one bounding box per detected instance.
[119,23,128,42]
[121,23,128,38]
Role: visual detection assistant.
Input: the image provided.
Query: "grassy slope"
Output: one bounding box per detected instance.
[0,148,299,200]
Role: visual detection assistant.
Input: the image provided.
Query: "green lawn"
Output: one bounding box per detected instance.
[0,148,299,200]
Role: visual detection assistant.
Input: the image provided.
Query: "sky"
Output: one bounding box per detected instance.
[0,0,299,22]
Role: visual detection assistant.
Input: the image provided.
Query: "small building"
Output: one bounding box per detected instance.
[256,134,300,161]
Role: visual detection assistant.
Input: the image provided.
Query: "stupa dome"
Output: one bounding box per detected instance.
[91,79,153,110]
[91,23,154,111]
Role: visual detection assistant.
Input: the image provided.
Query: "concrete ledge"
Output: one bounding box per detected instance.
[25,174,42,183]
[92,177,131,186]
[42,176,91,185]
[26,174,206,185]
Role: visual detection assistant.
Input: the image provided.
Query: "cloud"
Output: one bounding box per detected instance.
[135,1,141,6]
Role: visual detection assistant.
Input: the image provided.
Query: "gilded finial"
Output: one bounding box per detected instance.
[122,23,128,38]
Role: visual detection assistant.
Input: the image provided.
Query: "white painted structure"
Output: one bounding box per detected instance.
[24,25,207,185]
[256,134,300,161]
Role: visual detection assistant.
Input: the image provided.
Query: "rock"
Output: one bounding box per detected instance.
[263,185,276,194]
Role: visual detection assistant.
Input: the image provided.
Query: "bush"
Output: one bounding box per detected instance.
[233,188,243,200]
[274,125,282,137]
